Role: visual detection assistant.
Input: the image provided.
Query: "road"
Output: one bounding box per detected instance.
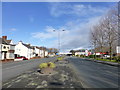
[2,56,119,88]
[68,56,119,88]
[2,57,56,82]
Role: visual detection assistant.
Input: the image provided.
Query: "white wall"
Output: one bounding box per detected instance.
[39,50,44,57]
[1,44,15,60]
[75,52,85,56]
[15,42,28,58]
[85,50,89,56]
[6,53,15,59]
[1,44,10,51]
[116,46,120,53]
[15,42,35,59]
[35,47,40,56]
[45,51,48,56]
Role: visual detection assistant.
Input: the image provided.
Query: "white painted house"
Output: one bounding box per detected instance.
[45,50,48,57]
[75,49,89,56]
[0,36,15,60]
[116,46,120,56]
[34,46,40,57]
[38,47,48,57]
[15,41,34,59]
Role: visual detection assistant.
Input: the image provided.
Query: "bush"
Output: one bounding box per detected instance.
[39,62,56,69]
[80,55,85,57]
[48,62,56,68]
[57,57,63,60]
[111,56,120,62]
[88,55,95,58]
[39,63,48,69]
[76,55,79,57]
[116,56,120,62]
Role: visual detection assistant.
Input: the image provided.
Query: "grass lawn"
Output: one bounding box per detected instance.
[96,58,118,63]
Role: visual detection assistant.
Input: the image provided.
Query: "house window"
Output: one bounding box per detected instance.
[3,46,6,49]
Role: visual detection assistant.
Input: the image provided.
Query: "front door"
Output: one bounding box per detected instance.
[4,52,7,59]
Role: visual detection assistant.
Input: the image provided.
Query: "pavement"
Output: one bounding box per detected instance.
[68,57,119,88]
[84,58,119,67]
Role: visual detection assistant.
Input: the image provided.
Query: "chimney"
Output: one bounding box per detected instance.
[2,36,7,40]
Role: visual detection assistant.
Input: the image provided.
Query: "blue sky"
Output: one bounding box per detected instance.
[2,2,117,52]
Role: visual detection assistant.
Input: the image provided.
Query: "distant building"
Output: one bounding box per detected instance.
[35,47,48,58]
[74,49,89,56]
[116,46,120,56]
[0,36,15,60]
[116,30,120,56]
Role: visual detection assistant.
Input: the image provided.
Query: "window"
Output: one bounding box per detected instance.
[3,46,6,49]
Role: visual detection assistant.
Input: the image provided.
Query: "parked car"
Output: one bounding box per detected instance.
[14,56,28,61]
[21,56,28,60]
[103,55,110,58]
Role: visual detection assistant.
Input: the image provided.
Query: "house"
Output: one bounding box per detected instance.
[33,46,45,57]
[15,41,34,59]
[116,46,120,56]
[38,47,48,57]
[33,46,40,57]
[45,49,48,57]
[74,49,89,56]
[48,48,58,57]
[0,36,15,61]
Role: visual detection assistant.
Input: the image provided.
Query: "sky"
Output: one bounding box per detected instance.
[2,2,117,52]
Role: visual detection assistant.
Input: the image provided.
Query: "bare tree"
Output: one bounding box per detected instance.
[104,13,118,59]
[90,26,98,58]
[89,4,119,59]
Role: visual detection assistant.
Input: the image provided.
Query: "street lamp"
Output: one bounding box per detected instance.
[53,29,65,54]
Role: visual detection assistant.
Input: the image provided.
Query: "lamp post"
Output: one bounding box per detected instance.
[53,29,65,54]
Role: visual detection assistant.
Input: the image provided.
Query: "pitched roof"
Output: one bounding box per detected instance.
[22,43,34,49]
[0,38,10,45]
[6,40,12,44]
[35,46,48,50]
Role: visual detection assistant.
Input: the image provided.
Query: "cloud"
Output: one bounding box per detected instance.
[31,26,57,39]
[10,28,17,31]
[50,3,108,17]
[32,3,109,52]
[51,16,101,51]
[31,16,101,51]
[29,16,34,23]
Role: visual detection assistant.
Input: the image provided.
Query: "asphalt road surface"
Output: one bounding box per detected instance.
[2,56,119,88]
[68,56,119,88]
[2,57,56,82]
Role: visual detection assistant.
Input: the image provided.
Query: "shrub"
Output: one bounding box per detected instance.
[76,55,79,57]
[80,55,85,57]
[39,63,48,69]
[88,55,95,58]
[111,56,120,62]
[39,62,56,69]
[48,62,56,68]
[57,57,63,60]
[116,56,120,62]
